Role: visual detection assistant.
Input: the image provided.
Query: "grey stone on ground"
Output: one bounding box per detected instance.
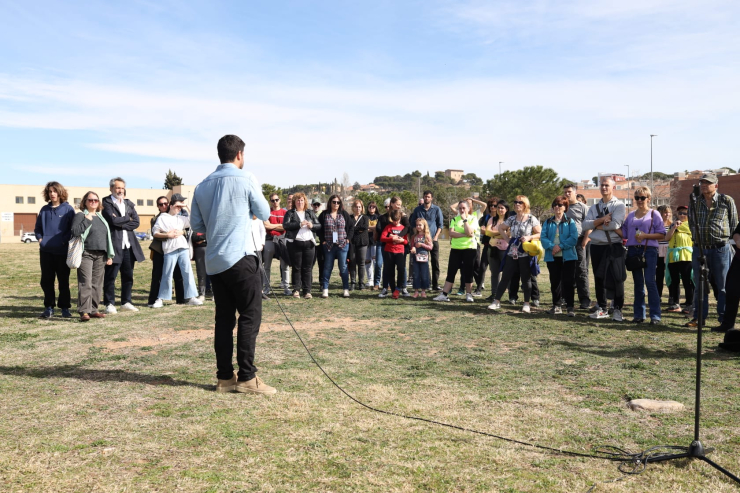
[626,399,684,412]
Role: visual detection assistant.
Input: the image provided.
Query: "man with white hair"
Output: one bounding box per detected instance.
[102,177,145,313]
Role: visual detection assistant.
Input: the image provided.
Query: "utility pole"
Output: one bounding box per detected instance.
[498,161,504,175]
[650,134,657,192]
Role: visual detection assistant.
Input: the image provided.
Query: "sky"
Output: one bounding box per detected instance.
[1,0,739,190]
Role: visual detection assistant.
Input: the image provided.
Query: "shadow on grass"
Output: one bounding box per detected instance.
[549,339,731,361]
[0,306,54,319]
[0,364,213,390]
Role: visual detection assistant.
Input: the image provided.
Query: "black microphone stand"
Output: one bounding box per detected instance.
[638,187,740,482]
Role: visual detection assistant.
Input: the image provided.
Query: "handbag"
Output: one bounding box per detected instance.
[494,238,509,250]
[415,251,429,262]
[66,236,84,269]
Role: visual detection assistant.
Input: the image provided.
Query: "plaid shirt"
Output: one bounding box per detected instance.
[688,191,738,246]
[323,213,347,247]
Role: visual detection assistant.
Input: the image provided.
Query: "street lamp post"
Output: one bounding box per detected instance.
[650,134,657,192]
[625,164,631,210]
[499,161,504,175]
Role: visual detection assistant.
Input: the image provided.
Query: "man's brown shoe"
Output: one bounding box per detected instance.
[235,376,277,395]
[90,312,105,319]
[216,373,237,393]
[80,313,90,322]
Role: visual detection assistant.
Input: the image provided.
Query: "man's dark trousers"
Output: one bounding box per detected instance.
[210,255,262,382]
[40,251,71,309]
[103,247,135,306]
[431,240,440,287]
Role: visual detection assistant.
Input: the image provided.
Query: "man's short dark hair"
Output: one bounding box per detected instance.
[423,190,433,197]
[563,183,577,190]
[217,135,246,163]
[390,209,402,222]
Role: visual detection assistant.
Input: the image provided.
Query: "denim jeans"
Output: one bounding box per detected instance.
[322,243,350,290]
[412,258,430,289]
[692,243,732,322]
[373,243,384,287]
[628,246,661,321]
[159,248,198,300]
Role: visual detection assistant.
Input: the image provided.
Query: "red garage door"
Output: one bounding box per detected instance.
[14,213,37,236]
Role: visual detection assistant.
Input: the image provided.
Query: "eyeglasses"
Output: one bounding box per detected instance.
[312,203,320,207]
[87,199,99,203]
[553,204,565,208]
[157,202,168,207]
[634,196,648,201]
[270,199,280,203]
[513,201,524,205]
[331,200,341,204]
[678,211,688,216]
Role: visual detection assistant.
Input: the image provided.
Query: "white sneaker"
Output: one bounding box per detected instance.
[402,288,411,297]
[321,289,329,298]
[151,299,163,309]
[106,304,117,314]
[433,293,450,302]
[465,293,474,302]
[522,303,531,313]
[187,297,203,306]
[120,302,139,312]
[197,295,205,302]
[487,300,501,310]
[343,289,350,298]
[612,308,623,322]
[589,308,609,319]
[378,288,388,298]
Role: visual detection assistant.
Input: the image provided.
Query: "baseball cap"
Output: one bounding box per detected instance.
[699,172,718,184]
[170,193,187,203]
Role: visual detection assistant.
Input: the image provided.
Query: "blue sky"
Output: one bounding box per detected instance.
[1,0,739,190]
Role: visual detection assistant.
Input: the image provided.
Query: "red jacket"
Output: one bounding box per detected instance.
[380,223,408,254]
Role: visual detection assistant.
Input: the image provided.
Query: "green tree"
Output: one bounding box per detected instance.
[262,183,285,205]
[163,169,183,190]
[482,166,567,220]
[462,173,483,186]
[353,181,361,191]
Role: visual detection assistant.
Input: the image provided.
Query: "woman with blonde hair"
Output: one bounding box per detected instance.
[70,191,115,321]
[488,195,542,313]
[621,186,666,324]
[283,192,321,298]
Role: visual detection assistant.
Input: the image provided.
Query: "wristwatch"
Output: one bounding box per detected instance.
[462,219,468,223]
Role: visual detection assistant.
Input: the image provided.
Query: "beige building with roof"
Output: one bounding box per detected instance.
[0,183,196,243]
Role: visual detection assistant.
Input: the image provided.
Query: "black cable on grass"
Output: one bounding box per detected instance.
[263,270,685,488]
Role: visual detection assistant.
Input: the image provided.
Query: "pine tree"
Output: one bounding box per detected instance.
[163,170,183,190]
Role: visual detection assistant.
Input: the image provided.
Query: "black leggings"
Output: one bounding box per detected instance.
[445,248,477,286]
[667,260,694,305]
[495,256,533,302]
[387,252,406,292]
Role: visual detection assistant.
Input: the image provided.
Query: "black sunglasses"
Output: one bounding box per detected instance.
[553,204,565,208]
[678,211,688,215]
[157,202,168,206]
[634,196,648,201]
[331,200,341,204]
[513,200,524,205]
[270,199,280,202]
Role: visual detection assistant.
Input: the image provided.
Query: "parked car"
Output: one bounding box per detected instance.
[21,233,38,243]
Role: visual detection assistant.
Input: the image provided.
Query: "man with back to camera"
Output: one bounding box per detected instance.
[102,177,145,314]
[581,176,626,321]
[190,135,275,394]
[563,183,592,310]
[686,172,738,329]
[410,191,444,291]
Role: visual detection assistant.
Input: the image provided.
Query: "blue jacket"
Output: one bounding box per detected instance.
[34,202,76,255]
[191,163,271,275]
[540,216,578,262]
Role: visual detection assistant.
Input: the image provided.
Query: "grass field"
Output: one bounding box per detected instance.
[1,241,739,492]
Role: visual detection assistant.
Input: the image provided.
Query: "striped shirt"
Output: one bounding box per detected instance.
[688,191,738,246]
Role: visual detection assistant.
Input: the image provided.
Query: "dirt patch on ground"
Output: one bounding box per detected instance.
[262,317,383,337]
[103,329,212,352]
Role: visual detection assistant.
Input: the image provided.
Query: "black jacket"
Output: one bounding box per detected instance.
[349,214,369,247]
[318,209,354,246]
[102,195,145,264]
[282,209,321,240]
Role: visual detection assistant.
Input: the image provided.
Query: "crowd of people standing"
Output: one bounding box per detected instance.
[32,173,739,333]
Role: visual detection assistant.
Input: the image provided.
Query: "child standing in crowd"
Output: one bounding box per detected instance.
[410,218,433,298]
[380,209,408,299]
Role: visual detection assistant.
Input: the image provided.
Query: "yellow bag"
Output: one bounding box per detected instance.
[522,240,544,261]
